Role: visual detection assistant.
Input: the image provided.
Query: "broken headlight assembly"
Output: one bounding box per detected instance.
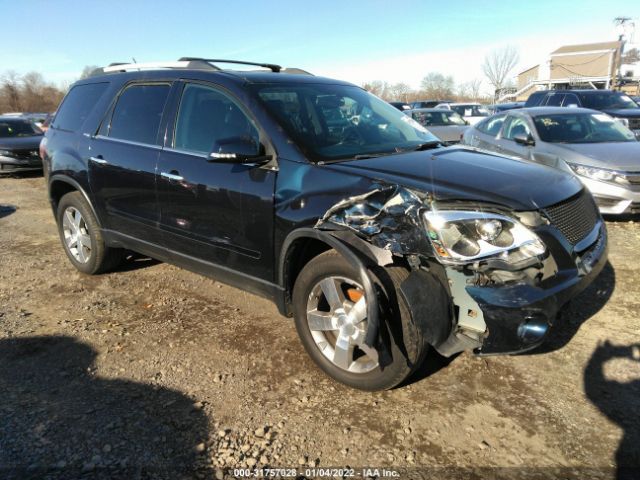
[423,210,546,265]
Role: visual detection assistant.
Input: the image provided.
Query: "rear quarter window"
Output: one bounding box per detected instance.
[52,82,109,132]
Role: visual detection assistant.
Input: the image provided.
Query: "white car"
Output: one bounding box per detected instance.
[435,102,490,125]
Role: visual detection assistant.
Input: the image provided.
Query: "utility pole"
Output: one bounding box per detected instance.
[612,17,634,90]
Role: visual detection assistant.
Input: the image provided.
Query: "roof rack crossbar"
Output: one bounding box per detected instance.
[178,57,282,72]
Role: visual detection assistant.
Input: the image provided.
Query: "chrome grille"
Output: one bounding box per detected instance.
[544,190,599,245]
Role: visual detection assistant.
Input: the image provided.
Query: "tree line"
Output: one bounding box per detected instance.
[0,71,69,113]
[363,74,486,103]
[363,46,520,103]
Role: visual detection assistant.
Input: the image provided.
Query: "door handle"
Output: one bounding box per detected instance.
[89,155,108,164]
[160,171,184,182]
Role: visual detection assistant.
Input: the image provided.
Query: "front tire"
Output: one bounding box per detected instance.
[292,250,429,391]
[56,191,123,274]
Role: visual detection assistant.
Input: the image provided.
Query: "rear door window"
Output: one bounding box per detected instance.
[107,84,171,145]
[52,82,109,132]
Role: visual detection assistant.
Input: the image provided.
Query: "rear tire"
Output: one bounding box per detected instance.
[56,191,123,274]
[292,250,429,391]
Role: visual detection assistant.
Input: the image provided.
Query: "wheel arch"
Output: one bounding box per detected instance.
[48,175,102,228]
[278,227,382,349]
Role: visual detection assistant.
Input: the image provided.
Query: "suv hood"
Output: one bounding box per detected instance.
[0,135,43,151]
[326,146,582,211]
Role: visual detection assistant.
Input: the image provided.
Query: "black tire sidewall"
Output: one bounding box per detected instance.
[56,192,103,275]
[292,251,418,391]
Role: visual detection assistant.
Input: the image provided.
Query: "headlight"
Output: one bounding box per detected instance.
[616,117,629,127]
[424,210,546,264]
[568,163,617,182]
[0,149,13,157]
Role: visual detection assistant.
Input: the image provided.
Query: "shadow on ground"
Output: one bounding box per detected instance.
[0,336,211,479]
[114,252,162,273]
[584,341,640,480]
[0,205,17,219]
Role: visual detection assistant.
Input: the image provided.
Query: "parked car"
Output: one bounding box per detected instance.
[486,102,525,114]
[435,102,490,125]
[0,116,44,173]
[524,90,640,136]
[410,100,451,109]
[407,108,469,144]
[462,107,640,215]
[388,101,411,112]
[42,59,607,390]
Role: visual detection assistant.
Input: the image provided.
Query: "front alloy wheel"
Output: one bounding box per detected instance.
[306,276,379,373]
[292,250,431,391]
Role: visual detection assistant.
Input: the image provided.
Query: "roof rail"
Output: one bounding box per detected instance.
[90,58,313,77]
[178,57,282,72]
[101,60,219,73]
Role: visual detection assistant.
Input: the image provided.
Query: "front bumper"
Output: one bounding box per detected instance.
[578,176,640,215]
[0,155,43,173]
[468,223,608,355]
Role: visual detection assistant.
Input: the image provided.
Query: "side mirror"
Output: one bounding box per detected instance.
[209,137,271,164]
[513,133,535,146]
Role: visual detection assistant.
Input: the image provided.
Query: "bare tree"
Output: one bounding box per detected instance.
[482,46,519,96]
[0,71,65,113]
[420,72,455,99]
[622,48,640,64]
[80,65,100,80]
[387,82,411,102]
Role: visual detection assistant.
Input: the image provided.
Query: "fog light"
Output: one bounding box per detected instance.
[517,319,549,343]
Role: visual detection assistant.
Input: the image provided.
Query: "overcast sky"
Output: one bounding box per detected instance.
[1,0,637,93]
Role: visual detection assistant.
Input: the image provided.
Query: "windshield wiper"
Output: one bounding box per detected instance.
[410,140,443,151]
[352,153,387,160]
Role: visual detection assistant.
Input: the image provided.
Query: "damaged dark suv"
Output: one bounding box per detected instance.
[42,59,608,390]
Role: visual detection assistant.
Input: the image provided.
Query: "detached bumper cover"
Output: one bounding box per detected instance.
[470,224,608,355]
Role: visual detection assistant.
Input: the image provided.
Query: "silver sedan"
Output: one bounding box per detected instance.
[407,108,469,145]
[461,107,640,215]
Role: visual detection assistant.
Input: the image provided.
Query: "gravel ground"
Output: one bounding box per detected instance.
[0,174,639,480]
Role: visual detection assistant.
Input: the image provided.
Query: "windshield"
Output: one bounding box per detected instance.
[581,93,638,110]
[451,105,489,117]
[253,84,438,161]
[0,119,42,138]
[533,113,637,143]
[412,110,467,126]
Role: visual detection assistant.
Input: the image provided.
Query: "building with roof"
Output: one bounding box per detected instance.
[508,40,640,101]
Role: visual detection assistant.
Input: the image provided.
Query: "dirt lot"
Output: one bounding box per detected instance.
[0,174,639,480]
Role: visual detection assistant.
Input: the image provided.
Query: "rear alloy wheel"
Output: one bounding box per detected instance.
[293,250,429,391]
[62,206,92,264]
[56,191,123,275]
